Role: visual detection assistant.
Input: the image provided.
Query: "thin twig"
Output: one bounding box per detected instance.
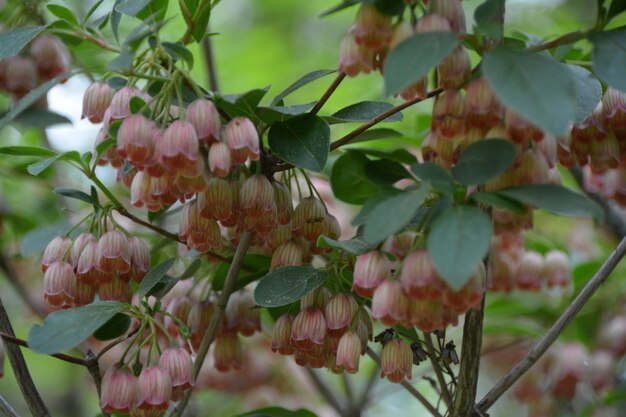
[310,73,346,115]
[169,231,252,417]
[95,327,140,361]
[476,233,626,413]
[0,333,87,366]
[0,394,21,417]
[423,332,453,410]
[366,347,443,417]
[0,297,51,417]
[305,368,347,416]
[202,33,219,93]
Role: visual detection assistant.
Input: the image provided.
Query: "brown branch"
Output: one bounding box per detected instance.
[0,394,21,417]
[95,326,140,361]
[169,231,252,417]
[304,368,347,416]
[366,347,443,417]
[0,333,87,366]
[423,332,453,410]
[310,73,346,115]
[202,33,219,93]
[0,297,51,417]
[476,233,626,413]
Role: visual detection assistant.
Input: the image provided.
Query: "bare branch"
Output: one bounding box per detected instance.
[304,368,347,416]
[0,394,22,417]
[423,332,453,410]
[310,73,346,115]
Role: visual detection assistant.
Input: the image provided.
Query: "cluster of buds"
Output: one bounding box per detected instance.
[488,232,571,293]
[352,244,483,333]
[271,289,373,376]
[338,0,469,100]
[99,346,194,416]
[41,230,150,309]
[0,33,70,101]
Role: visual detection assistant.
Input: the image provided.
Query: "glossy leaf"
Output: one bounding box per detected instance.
[93,313,131,341]
[268,114,330,172]
[0,146,56,157]
[257,102,317,124]
[328,101,402,123]
[383,32,459,96]
[566,64,602,123]
[331,151,380,204]
[469,191,526,214]
[483,47,576,135]
[362,186,429,244]
[54,187,101,207]
[28,301,128,354]
[0,26,45,60]
[591,28,626,93]
[271,69,335,105]
[451,139,516,185]
[254,267,328,308]
[364,159,410,185]
[47,4,79,26]
[427,206,492,289]
[137,257,176,299]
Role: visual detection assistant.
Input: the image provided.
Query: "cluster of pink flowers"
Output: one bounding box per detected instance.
[42,231,149,309]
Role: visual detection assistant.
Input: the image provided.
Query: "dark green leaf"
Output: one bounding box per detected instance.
[107,77,127,89]
[566,64,602,123]
[368,0,405,16]
[257,102,317,124]
[116,0,167,21]
[177,259,201,280]
[47,4,79,26]
[268,114,330,172]
[351,190,402,226]
[0,73,70,131]
[21,222,69,257]
[328,101,402,123]
[349,128,403,144]
[212,254,271,291]
[235,407,318,417]
[317,235,374,255]
[93,313,131,341]
[363,186,429,244]
[254,267,328,308]
[13,108,71,128]
[356,148,417,164]
[320,1,359,17]
[330,151,380,204]
[28,301,128,354]
[427,206,492,289]
[54,187,100,207]
[411,162,455,193]
[162,42,194,68]
[591,28,626,93]
[483,47,576,135]
[0,146,56,157]
[364,159,410,185]
[0,26,45,60]
[27,155,62,176]
[146,274,178,300]
[111,0,123,42]
[217,87,271,120]
[107,49,134,71]
[137,257,176,299]
[383,32,459,96]
[607,0,626,21]
[271,69,336,105]
[469,191,526,213]
[498,184,603,220]
[129,96,147,114]
[451,139,516,185]
[84,0,106,24]
[474,0,504,40]
[191,3,211,42]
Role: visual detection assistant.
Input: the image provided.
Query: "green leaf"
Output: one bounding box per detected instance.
[235,407,318,417]
[367,0,405,16]
[474,0,504,40]
[352,190,401,226]
[111,0,123,42]
[129,96,147,114]
[107,49,134,71]
[383,32,459,96]
[607,0,626,21]
[427,206,492,290]
[162,42,194,68]
[54,187,100,207]
[317,235,374,255]
[411,162,455,193]
[145,274,178,300]
[217,87,271,120]
[268,114,330,172]
[328,101,402,123]
[21,222,70,257]
[364,159,410,185]
[254,267,328,308]
[0,73,70,131]
[566,64,602,123]
[0,146,56,157]
[177,259,201,280]
[498,184,603,220]
[257,102,317,124]
[191,3,211,42]
[137,257,175,299]
[356,148,417,164]
[47,4,79,26]
[0,26,45,60]
[451,139,516,186]
[212,254,270,292]
[271,69,335,105]
[591,28,626,93]
[349,128,403,144]
[116,0,167,21]
[93,313,131,341]
[12,108,71,128]
[483,47,576,136]
[28,301,128,354]
[363,186,429,244]
[320,1,359,17]
[27,155,63,176]
[84,0,106,24]
[330,151,380,204]
[469,191,526,214]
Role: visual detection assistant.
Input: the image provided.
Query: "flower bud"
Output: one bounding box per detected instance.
[465,77,503,128]
[487,251,517,293]
[548,343,588,400]
[109,86,145,121]
[590,132,621,173]
[82,82,114,123]
[73,280,97,307]
[300,287,332,311]
[273,182,293,225]
[100,367,137,414]
[599,315,626,356]
[240,174,275,219]
[432,90,466,137]
[3,56,37,98]
[224,117,260,164]
[186,99,221,144]
[602,87,626,132]
[438,47,471,89]
[352,250,390,297]
[291,307,326,350]
[380,339,413,383]
[160,121,200,171]
[506,108,544,144]
[428,0,466,33]
[97,230,131,274]
[181,201,222,253]
[270,240,304,270]
[77,240,110,285]
[382,232,417,261]
[323,214,341,241]
[127,237,150,283]
[188,301,214,349]
[400,250,446,301]
[99,276,131,302]
[202,177,234,222]
[353,4,393,50]
[95,125,124,168]
[43,261,76,308]
[544,250,570,289]
[164,296,192,337]
[116,114,156,168]
[371,280,409,325]
[130,171,160,211]
[208,141,232,177]
[335,331,361,373]
[292,197,327,242]
[159,347,194,399]
[271,314,295,355]
[42,236,71,272]
[416,14,452,32]
[324,293,357,337]
[574,104,607,143]
[213,333,244,372]
[69,232,97,268]
[338,30,374,77]
[589,350,615,394]
[136,366,172,411]
[516,251,544,291]
[30,35,70,80]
